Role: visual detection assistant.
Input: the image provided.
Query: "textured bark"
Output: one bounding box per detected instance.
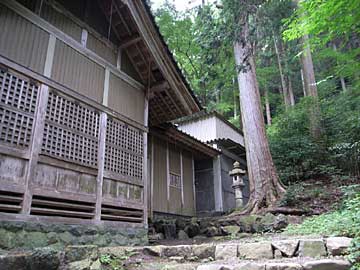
[234,18,285,213]
[288,77,295,106]
[265,88,272,126]
[273,35,290,107]
[301,34,321,139]
[300,68,307,97]
[332,44,347,92]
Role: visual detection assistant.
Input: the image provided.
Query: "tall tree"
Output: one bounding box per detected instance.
[222,0,285,213]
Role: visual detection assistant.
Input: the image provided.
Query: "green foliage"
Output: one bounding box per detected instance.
[268,87,360,184]
[285,185,360,268]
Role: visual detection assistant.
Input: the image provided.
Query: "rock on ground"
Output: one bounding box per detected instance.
[302,259,351,270]
[238,242,273,260]
[326,237,352,256]
[298,239,327,258]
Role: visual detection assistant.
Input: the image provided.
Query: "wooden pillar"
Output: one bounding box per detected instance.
[94,113,107,221]
[149,135,154,219]
[213,153,223,212]
[166,142,170,211]
[22,31,55,214]
[180,150,184,208]
[21,85,49,214]
[143,92,149,226]
[192,155,197,215]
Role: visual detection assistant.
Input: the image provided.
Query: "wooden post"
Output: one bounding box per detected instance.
[166,142,170,211]
[94,113,107,221]
[180,150,184,207]
[192,155,196,215]
[150,135,154,219]
[142,92,149,226]
[22,85,49,214]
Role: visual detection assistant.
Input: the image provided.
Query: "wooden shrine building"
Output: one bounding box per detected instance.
[0,0,202,238]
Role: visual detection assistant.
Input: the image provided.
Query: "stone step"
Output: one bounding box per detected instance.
[138,258,352,270]
[100,236,353,262]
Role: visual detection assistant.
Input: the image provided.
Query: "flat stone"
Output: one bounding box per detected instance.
[272,240,299,257]
[302,259,351,270]
[265,262,302,270]
[215,244,237,260]
[192,244,216,260]
[238,242,273,260]
[143,245,164,257]
[299,239,327,258]
[163,245,192,257]
[166,264,197,270]
[326,237,353,256]
[197,264,233,270]
[64,245,99,263]
[233,262,265,270]
[90,259,101,270]
[68,259,92,270]
[169,256,186,263]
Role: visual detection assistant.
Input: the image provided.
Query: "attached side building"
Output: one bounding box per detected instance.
[175,111,249,215]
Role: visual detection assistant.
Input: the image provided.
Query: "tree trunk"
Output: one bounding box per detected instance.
[265,88,272,125]
[332,44,347,92]
[300,68,307,97]
[288,77,295,106]
[273,35,290,107]
[234,18,285,213]
[301,34,321,139]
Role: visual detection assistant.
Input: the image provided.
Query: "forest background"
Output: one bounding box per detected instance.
[150,0,360,186]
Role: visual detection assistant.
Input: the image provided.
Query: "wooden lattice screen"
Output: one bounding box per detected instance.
[0,69,38,149]
[105,117,143,180]
[41,90,100,168]
[0,67,145,224]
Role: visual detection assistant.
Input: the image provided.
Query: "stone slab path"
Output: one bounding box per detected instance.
[0,235,354,269]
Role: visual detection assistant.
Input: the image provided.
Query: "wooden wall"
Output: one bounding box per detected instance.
[0,0,148,225]
[0,5,49,74]
[1,0,144,124]
[152,137,168,213]
[151,136,196,216]
[108,74,145,124]
[51,40,105,103]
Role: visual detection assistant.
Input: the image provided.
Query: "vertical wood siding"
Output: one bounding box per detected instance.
[87,34,117,66]
[108,73,145,124]
[152,137,168,213]
[182,151,195,216]
[51,40,105,103]
[0,5,49,74]
[169,144,181,174]
[40,2,82,42]
[168,144,182,214]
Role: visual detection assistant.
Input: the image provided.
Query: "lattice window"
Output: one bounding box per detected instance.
[0,69,38,149]
[41,91,99,168]
[170,173,181,188]
[105,117,143,180]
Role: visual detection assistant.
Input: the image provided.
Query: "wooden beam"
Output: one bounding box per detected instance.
[120,35,142,49]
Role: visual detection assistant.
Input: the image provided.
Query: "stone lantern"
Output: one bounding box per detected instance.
[229,161,246,208]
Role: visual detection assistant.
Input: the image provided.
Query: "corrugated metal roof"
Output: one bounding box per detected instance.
[174,110,244,136]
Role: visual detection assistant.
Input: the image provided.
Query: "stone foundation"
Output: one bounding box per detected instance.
[0,220,148,250]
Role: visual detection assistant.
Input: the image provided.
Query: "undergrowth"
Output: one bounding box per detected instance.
[284,185,360,269]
